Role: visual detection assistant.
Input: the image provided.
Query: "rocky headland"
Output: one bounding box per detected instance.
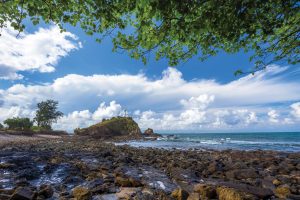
[74,117,142,140]
[0,117,299,200]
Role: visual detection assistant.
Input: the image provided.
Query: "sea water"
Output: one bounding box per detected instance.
[117,132,300,152]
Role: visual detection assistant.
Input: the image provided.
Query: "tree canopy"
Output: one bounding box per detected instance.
[0,0,299,73]
[3,117,33,130]
[34,99,63,130]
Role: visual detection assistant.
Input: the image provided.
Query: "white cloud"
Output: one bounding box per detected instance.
[92,101,122,120]
[0,106,35,124]
[268,110,280,123]
[180,94,214,110]
[0,26,81,80]
[53,101,123,131]
[290,102,300,119]
[0,65,299,131]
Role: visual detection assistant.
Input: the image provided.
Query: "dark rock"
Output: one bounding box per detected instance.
[38,184,53,198]
[10,187,35,200]
[143,128,162,138]
[171,188,189,200]
[193,184,217,199]
[225,169,258,180]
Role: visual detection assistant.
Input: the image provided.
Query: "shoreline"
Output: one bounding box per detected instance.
[0,135,299,199]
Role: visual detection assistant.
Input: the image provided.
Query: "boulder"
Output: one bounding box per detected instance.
[72,186,91,200]
[193,184,217,199]
[275,185,291,199]
[10,187,35,200]
[216,187,256,200]
[74,117,142,139]
[143,128,162,137]
[116,187,141,199]
[187,193,200,200]
[171,188,189,200]
[38,184,53,198]
[225,169,258,180]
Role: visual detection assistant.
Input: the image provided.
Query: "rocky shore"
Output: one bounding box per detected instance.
[0,135,299,200]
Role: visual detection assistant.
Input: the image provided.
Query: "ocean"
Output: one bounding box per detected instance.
[117,132,300,152]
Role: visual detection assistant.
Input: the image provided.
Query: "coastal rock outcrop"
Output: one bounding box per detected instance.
[74,117,142,139]
[143,128,162,138]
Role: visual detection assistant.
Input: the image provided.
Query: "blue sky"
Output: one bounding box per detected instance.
[0,24,300,132]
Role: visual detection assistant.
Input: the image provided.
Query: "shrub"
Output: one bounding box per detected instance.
[4,117,33,130]
[0,123,3,130]
[31,126,47,132]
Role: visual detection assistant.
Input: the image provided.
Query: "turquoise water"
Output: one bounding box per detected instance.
[118,132,300,152]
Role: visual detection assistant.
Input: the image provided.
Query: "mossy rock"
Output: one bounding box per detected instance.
[74,117,142,139]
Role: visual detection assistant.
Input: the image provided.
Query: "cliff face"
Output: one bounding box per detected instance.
[74,117,142,139]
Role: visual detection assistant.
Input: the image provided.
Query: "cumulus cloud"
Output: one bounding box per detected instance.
[290,102,300,119]
[0,26,81,80]
[53,101,123,131]
[0,65,299,131]
[268,110,280,123]
[0,106,35,123]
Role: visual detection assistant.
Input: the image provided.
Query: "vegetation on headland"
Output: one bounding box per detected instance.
[1,1,299,73]
[1,99,63,133]
[75,116,142,139]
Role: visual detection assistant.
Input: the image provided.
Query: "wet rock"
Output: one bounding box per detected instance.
[92,194,118,200]
[171,188,189,200]
[116,187,141,199]
[0,194,11,200]
[216,186,256,200]
[218,181,273,199]
[275,185,291,199]
[38,184,53,198]
[85,178,104,190]
[272,179,281,186]
[225,169,258,180]
[10,187,36,200]
[73,186,91,200]
[115,175,143,187]
[193,184,216,199]
[187,193,200,200]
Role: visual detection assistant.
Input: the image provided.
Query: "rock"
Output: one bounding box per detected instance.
[116,187,141,199]
[144,128,155,135]
[225,169,258,180]
[0,194,11,200]
[143,128,162,138]
[216,187,256,200]
[38,184,54,198]
[272,179,281,186]
[115,176,132,187]
[92,194,118,200]
[74,117,142,139]
[73,186,91,200]
[193,184,216,199]
[218,181,273,199]
[171,188,189,200]
[115,175,143,187]
[10,187,35,200]
[275,185,291,199]
[187,193,200,200]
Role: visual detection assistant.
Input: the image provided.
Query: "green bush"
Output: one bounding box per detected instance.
[31,126,47,132]
[4,117,33,130]
[0,123,3,130]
